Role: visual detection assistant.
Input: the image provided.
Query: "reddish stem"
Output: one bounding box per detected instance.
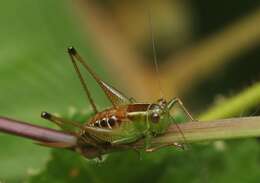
[0,117,77,144]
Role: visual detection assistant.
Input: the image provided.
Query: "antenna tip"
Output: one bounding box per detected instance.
[67,46,77,55]
[41,111,51,119]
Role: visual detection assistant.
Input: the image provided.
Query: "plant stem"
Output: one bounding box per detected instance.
[142,117,260,146]
[199,83,260,121]
[85,116,260,156]
[1,116,260,157]
[0,117,77,145]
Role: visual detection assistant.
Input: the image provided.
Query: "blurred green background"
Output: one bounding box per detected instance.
[0,1,260,182]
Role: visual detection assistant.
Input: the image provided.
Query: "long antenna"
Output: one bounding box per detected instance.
[148,8,164,99]
[148,8,189,149]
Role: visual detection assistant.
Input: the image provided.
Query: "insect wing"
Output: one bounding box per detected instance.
[83,122,140,145]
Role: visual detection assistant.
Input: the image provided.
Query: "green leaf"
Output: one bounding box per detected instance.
[27,139,260,183]
[0,1,105,181]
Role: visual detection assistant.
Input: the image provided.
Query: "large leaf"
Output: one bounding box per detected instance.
[0,1,106,182]
[27,140,260,183]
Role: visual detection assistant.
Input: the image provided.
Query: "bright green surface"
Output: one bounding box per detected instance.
[0,1,105,182]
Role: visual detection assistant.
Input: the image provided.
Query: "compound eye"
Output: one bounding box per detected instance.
[151,112,160,123]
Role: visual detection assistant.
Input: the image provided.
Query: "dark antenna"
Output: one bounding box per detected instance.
[148,8,189,150]
[148,9,164,99]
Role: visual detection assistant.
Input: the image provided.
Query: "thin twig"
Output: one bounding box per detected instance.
[0,117,77,145]
[81,116,260,156]
[1,116,260,158]
[141,116,260,145]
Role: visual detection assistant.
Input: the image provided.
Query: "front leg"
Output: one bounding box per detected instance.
[167,98,195,122]
[144,132,153,151]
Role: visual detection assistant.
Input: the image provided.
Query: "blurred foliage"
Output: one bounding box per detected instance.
[27,140,260,183]
[0,1,105,182]
[0,0,260,183]
[199,83,260,121]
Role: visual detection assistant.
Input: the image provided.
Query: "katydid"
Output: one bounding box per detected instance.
[40,47,194,156]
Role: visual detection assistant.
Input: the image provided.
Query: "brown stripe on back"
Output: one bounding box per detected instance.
[127,104,149,112]
[86,106,128,129]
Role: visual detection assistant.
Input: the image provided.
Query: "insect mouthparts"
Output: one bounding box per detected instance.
[67,46,77,55]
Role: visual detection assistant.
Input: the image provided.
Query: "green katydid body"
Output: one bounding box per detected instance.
[78,101,174,147]
[41,47,193,156]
